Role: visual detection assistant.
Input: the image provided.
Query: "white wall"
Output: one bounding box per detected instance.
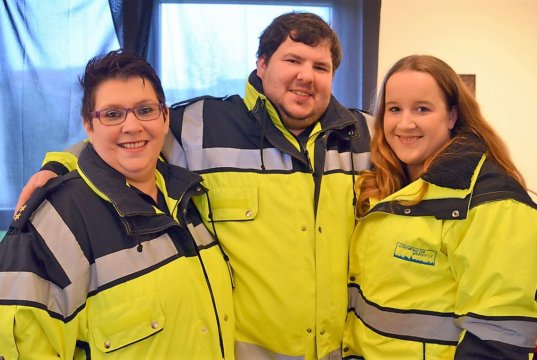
[378,0,537,195]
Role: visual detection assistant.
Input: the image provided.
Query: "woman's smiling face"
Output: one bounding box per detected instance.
[383,70,457,181]
[84,77,168,186]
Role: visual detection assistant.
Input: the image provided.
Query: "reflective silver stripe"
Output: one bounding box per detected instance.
[89,233,178,291]
[0,202,179,319]
[31,200,89,316]
[325,150,371,173]
[0,271,67,314]
[162,130,187,167]
[197,147,292,171]
[349,286,460,343]
[321,348,343,360]
[456,315,537,348]
[235,342,304,360]
[235,342,341,360]
[182,100,206,171]
[260,148,293,170]
[0,201,89,317]
[187,223,214,247]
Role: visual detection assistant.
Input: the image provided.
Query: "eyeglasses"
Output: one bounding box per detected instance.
[90,103,164,126]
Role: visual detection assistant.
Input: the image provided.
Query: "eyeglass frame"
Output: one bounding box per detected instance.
[90,103,165,126]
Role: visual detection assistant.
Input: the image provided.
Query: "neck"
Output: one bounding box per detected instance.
[128,177,158,202]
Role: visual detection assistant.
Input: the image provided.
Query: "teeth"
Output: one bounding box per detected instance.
[292,90,310,96]
[399,136,420,143]
[121,141,146,149]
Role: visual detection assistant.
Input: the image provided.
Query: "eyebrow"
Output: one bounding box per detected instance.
[385,100,435,106]
[96,99,159,109]
[282,52,332,69]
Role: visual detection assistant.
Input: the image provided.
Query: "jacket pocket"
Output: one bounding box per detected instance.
[90,292,165,353]
[196,186,258,221]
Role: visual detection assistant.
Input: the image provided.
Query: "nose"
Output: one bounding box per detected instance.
[121,111,143,132]
[398,111,417,129]
[296,65,314,83]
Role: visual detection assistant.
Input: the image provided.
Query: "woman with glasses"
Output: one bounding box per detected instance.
[0,50,235,359]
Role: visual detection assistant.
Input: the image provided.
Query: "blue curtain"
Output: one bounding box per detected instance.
[0,0,119,228]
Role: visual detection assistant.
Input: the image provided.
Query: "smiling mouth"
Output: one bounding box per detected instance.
[119,141,148,149]
[291,89,311,97]
[397,136,422,144]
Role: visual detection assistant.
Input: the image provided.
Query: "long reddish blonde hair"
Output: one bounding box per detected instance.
[356,55,526,217]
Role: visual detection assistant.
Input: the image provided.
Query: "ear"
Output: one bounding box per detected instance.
[256,56,267,79]
[82,117,94,142]
[163,106,170,135]
[447,105,458,130]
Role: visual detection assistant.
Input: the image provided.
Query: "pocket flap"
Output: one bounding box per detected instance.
[91,293,165,353]
[197,186,258,221]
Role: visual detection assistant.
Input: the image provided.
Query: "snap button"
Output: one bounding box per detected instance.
[320,329,325,335]
[245,210,253,217]
[196,186,202,192]
[404,208,411,215]
[151,321,159,329]
[452,210,460,218]
[343,346,349,352]
[306,328,312,333]
[201,327,208,334]
[318,226,322,233]
[104,340,111,349]
[224,314,228,321]
[349,276,356,282]
[301,226,307,231]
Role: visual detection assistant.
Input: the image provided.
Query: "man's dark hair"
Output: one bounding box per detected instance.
[80,49,166,125]
[256,12,342,72]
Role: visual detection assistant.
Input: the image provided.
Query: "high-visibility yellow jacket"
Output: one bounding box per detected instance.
[163,71,373,359]
[38,71,373,359]
[0,144,235,359]
[343,137,537,359]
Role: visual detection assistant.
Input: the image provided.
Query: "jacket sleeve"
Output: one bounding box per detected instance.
[455,330,535,359]
[0,305,18,359]
[0,304,80,358]
[446,198,537,359]
[0,216,82,358]
[41,140,88,174]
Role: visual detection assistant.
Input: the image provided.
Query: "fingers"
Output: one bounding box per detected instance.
[14,170,58,215]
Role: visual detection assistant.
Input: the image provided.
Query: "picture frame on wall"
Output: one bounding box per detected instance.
[459,74,476,96]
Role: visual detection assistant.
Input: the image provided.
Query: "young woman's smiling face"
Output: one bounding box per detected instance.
[84,77,168,187]
[383,70,457,180]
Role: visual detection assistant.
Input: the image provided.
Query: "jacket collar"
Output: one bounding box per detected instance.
[420,134,487,190]
[77,144,202,225]
[369,135,488,220]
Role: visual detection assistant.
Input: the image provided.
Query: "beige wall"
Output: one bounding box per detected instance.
[378,0,537,194]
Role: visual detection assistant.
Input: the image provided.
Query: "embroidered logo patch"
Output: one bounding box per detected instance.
[394,242,437,266]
